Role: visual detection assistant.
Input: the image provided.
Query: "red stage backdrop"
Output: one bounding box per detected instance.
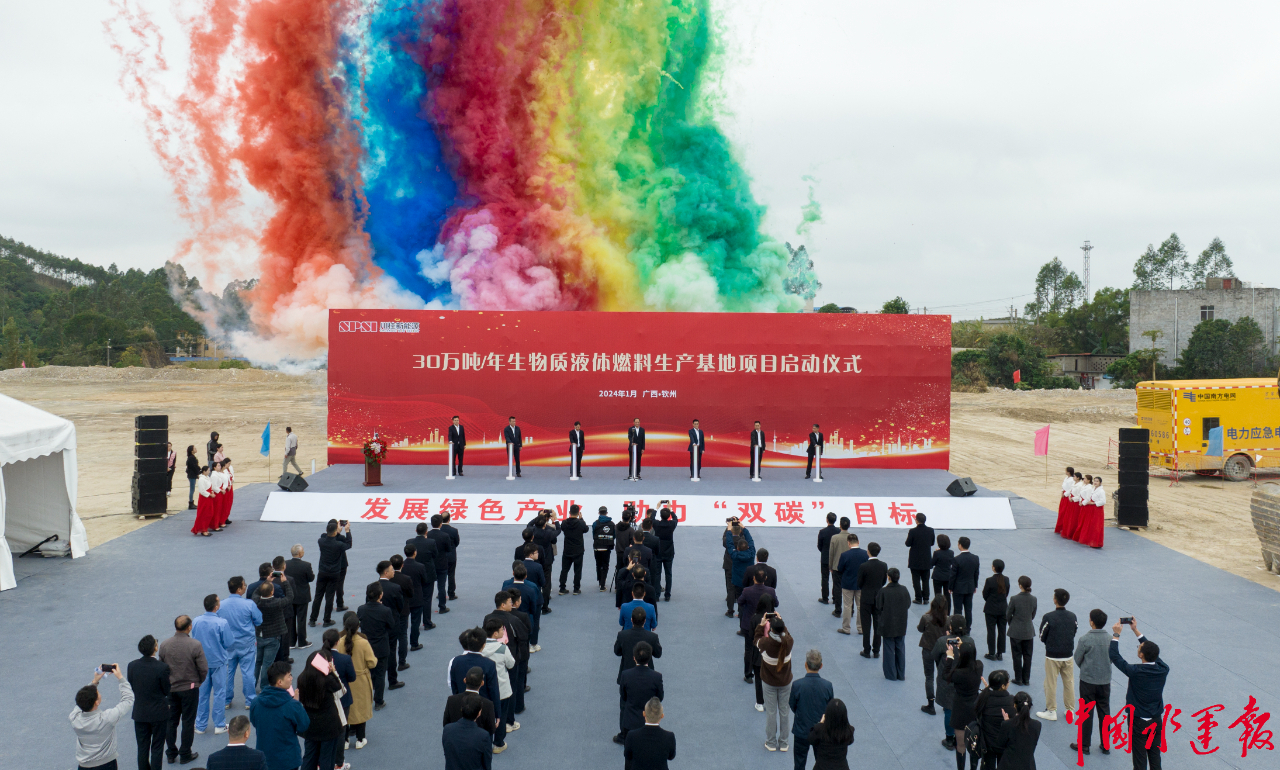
[327,310,951,469]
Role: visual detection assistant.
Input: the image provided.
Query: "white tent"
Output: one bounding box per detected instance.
[0,393,88,590]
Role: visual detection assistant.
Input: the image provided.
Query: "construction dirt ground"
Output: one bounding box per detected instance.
[2,367,1275,593]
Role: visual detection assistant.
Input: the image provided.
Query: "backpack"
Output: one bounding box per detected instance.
[593,519,616,550]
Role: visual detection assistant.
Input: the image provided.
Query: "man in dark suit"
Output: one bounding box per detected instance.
[442,512,461,601]
[447,628,501,710]
[427,515,454,614]
[283,545,314,649]
[128,634,171,770]
[356,582,396,709]
[687,419,705,479]
[377,560,407,686]
[502,588,535,713]
[950,536,981,631]
[903,513,936,604]
[746,548,778,589]
[627,418,646,480]
[387,556,416,669]
[749,420,765,479]
[569,421,585,478]
[558,504,590,595]
[817,512,839,605]
[502,563,542,651]
[409,523,439,625]
[443,668,496,736]
[789,650,834,769]
[623,698,676,770]
[206,715,267,770]
[615,607,662,683]
[532,514,560,611]
[401,544,432,649]
[519,544,546,595]
[876,567,914,680]
[448,416,466,476]
[653,507,677,601]
[311,520,350,627]
[806,423,824,479]
[615,642,663,744]
[442,698,495,768]
[503,417,522,477]
[856,543,889,658]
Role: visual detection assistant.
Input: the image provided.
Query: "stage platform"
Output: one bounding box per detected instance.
[249,465,1017,528]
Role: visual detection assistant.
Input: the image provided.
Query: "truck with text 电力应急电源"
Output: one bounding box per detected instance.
[1135,377,1280,481]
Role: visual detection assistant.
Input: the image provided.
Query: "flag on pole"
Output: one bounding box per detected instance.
[1013,369,1022,384]
[260,422,271,457]
[1033,424,1050,456]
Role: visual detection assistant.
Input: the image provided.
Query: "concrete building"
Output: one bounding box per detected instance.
[1128,280,1279,367]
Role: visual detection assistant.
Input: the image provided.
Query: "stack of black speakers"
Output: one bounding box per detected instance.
[133,415,169,516]
[1116,427,1150,528]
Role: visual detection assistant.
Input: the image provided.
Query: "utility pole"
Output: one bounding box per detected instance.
[1081,240,1093,302]
[106,338,111,367]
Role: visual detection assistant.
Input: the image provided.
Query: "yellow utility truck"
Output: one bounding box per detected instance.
[1135,377,1280,481]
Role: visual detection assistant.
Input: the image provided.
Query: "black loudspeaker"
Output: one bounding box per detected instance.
[134,443,167,459]
[1118,442,1150,458]
[1115,487,1149,504]
[135,415,169,430]
[1117,455,1149,472]
[1116,503,1149,528]
[1118,427,1150,442]
[132,490,166,515]
[135,429,168,445]
[132,473,169,494]
[278,473,309,492]
[946,477,978,497]
[1116,470,1149,488]
[134,457,167,475]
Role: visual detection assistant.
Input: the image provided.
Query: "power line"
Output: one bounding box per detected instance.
[925,292,1035,311]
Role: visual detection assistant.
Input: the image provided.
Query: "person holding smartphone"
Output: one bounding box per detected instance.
[71,664,134,770]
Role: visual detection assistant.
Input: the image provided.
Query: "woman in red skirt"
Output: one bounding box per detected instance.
[1077,476,1106,548]
[221,459,235,528]
[191,466,214,536]
[210,461,228,531]
[1054,466,1075,536]
[1060,472,1084,539]
[1069,475,1094,541]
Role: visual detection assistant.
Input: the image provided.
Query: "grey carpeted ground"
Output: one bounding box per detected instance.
[4,468,1277,770]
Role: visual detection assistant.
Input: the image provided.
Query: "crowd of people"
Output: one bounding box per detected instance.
[68,492,1168,770]
[1054,467,1107,549]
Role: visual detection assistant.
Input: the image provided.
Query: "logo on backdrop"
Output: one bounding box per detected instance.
[338,321,419,333]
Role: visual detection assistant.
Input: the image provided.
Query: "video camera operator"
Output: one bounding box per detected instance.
[722,517,755,616]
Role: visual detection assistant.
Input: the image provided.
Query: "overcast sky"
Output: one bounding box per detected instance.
[2,1,1277,319]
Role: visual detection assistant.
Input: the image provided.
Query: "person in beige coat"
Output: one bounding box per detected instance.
[340,614,378,748]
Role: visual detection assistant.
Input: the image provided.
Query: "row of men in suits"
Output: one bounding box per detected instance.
[444,416,831,480]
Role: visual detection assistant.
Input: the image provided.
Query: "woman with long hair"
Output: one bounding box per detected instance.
[298,648,344,770]
[340,613,377,749]
[808,697,855,769]
[190,466,213,536]
[323,628,356,766]
[218,458,235,528]
[982,560,1011,661]
[1077,475,1106,549]
[184,446,200,510]
[918,595,949,714]
[944,640,984,770]
[990,691,1041,769]
[748,593,776,710]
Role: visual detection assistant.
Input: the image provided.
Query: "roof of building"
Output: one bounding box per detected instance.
[1137,378,1278,389]
[1047,353,1122,358]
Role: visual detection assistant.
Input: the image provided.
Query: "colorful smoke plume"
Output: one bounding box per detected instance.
[109,0,807,363]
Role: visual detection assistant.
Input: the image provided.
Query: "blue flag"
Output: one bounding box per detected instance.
[1205,425,1223,457]
[260,422,271,457]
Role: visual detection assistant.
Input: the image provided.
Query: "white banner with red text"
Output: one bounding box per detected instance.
[261,492,1015,529]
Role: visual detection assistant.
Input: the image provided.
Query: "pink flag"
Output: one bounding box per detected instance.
[1033,425,1050,456]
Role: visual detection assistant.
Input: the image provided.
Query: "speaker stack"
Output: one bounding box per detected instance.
[1115,427,1150,528]
[133,415,169,516]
